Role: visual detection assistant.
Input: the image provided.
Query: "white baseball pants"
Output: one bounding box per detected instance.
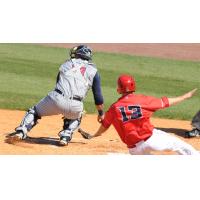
[129,129,199,155]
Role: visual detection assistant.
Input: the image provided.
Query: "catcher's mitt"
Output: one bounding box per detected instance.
[78,128,93,139]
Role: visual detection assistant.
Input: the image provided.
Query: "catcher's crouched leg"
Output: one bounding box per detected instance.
[59,118,82,146]
[12,107,41,140]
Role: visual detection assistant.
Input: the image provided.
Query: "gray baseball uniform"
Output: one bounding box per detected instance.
[35,58,97,119]
[13,45,104,144]
[15,57,102,140]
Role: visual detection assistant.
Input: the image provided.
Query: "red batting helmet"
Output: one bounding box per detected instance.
[117,74,136,94]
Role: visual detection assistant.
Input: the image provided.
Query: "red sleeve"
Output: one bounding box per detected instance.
[144,95,169,111]
[161,96,169,108]
[102,107,114,128]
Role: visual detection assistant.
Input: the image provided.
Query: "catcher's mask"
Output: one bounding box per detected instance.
[117,74,136,94]
[70,45,93,61]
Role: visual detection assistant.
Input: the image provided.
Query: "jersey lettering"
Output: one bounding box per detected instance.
[80,66,86,76]
[118,105,142,122]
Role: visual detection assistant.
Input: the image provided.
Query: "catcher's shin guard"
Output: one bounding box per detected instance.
[58,117,82,145]
[15,106,41,139]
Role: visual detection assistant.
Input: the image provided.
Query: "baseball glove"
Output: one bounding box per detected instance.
[78,128,93,139]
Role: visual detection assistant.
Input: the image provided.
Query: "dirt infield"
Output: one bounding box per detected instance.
[0,109,199,155]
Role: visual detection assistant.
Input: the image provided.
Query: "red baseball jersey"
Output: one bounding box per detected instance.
[102,93,169,148]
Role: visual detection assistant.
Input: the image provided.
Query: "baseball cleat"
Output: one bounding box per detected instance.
[185,128,200,138]
[59,136,71,146]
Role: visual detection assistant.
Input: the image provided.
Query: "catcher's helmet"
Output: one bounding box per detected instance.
[70,45,93,61]
[117,74,136,94]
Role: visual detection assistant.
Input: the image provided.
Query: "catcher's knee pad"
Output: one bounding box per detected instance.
[59,118,82,138]
[16,106,41,134]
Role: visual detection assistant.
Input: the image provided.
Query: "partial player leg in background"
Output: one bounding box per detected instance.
[59,117,82,146]
[185,110,200,138]
[129,129,199,155]
[192,110,200,130]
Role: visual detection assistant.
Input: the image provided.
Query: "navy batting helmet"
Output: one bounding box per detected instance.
[70,45,93,61]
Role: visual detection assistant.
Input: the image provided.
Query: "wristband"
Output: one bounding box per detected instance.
[98,110,104,116]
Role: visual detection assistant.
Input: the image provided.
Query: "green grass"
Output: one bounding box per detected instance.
[0,43,200,120]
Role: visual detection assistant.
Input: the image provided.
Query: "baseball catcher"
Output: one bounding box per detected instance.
[8,45,104,146]
[185,110,200,137]
[78,74,199,155]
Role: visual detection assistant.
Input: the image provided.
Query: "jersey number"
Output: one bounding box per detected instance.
[118,105,142,122]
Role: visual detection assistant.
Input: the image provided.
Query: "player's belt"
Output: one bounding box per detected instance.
[54,89,82,102]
